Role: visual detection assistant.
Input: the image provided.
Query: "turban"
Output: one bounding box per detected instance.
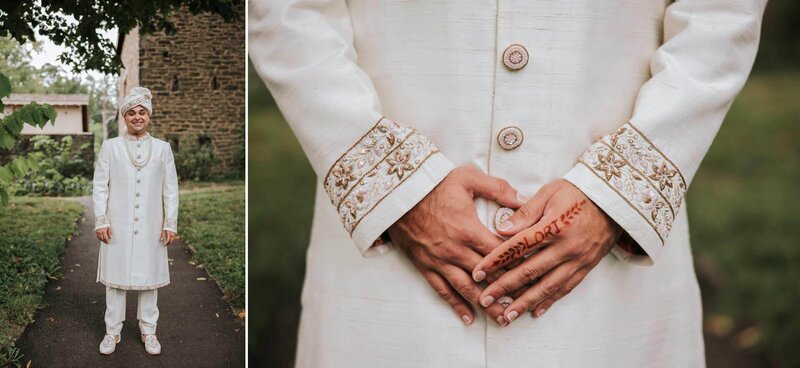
[119,87,153,115]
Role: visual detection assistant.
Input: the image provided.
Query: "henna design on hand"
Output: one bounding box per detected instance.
[492,199,587,267]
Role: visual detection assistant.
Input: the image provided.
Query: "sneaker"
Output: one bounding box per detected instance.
[99,334,120,355]
[141,334,161,355]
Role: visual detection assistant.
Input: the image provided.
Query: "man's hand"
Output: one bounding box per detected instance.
[96,228,112,244]
[473,179,622,324]
[161,230,177,246]
[388,166,527,326]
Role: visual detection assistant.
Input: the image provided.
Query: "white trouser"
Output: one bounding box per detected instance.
[104,286,159,336]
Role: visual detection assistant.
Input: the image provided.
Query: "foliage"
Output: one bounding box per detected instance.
[0,73,57,205]
[248,90,314,366]
[0,0,241,74]
[179,185,245,312]
[0,37,89,94]
[689,72,800,367]
[174,139,218,181]
[0,197,83,366]
[10,136,92,197]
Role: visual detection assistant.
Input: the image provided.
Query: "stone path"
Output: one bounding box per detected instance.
[16,196,245,367]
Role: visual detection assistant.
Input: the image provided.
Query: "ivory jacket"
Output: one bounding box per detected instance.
[92,134,179,290]
[250,0,765,366]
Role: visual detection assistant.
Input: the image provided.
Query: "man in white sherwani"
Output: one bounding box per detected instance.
[93,87,179,356]
[251,1,766,366]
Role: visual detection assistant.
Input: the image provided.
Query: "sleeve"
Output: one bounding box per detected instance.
[561,0,766,265]
[248,0,455,257]
[92,140,111,231]
[162,143,179,233]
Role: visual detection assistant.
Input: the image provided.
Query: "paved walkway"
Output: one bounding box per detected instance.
[16,197,245,367]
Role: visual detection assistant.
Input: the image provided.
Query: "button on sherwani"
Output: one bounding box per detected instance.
[93,135,179,290]
[250,0,765,366]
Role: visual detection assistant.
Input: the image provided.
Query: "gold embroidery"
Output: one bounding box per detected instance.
[577,123,686,243]
[95,215,110,229]
[323,117,440,235]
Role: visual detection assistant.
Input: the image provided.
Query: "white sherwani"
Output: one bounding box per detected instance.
[250,0,765,366]
[93,134,179,290]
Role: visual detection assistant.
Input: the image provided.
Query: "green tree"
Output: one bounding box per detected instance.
[0,0,241,74]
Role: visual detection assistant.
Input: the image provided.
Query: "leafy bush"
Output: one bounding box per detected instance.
[0,197,83,366]
[175,139,218,181]
[11,135,92,197]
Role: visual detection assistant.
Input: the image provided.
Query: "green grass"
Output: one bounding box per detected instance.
[0,197,83,366]
[248,71,800,367]
[179,184,246,313]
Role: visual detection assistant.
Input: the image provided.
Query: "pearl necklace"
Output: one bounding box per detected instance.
[124,131,153,168]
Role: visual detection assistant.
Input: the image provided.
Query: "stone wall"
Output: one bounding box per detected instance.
[134,3,245,174]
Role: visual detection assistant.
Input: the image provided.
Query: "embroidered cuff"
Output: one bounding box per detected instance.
[563,123,686,265]
[323,117,450,254]
[163,218,178,232]
[95,215,111,230]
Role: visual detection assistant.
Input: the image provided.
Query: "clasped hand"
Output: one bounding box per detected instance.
[389,167,621,326]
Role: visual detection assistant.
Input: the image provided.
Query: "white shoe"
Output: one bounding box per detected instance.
[99,334,120,355]
[141,334,161,355]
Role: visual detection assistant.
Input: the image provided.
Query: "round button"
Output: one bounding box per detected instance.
[135,217,139,222]
[137,143,142,148]
[136,179,141,183]
[494,207,515,230]
[135,204,140,208]
[137,168,142,172]
[502,44,529,71]
[136,154,142,159]
[134,229,139,235]
[497,126,524,150]
[136,192,141,197]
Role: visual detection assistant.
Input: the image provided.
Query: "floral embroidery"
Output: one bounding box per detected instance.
[163,218,178,231]
[594,151,626,180]
[95,215,110,230]
[577,123,686,243]
[324,117,440,235]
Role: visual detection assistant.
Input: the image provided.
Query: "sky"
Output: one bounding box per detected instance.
[29,27,118,80]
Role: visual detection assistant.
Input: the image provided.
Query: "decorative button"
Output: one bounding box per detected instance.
[494,207,515,230]
[136,192,141,197]
[136,179,141,183]
[137,144,142,148]
[502,44,529,71]
[137,168,142,172]
[135,217,139,222]
[497,126,524,150]
[134,229,139,235]
[137,154,142,159]
[135,204,140,208]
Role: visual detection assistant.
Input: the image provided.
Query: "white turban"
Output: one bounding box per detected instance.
[119,87,153,115]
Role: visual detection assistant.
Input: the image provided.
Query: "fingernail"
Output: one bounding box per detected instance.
[535,308,547,318]
[497,220,512,231]
[480,296,495,307]
[496,315,508,326]
[473,270,486,282]
[462,315,472,325]
[506,311,519,322]
[516,192,529,203]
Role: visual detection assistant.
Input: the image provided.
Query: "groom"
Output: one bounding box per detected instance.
[92,87,179,355]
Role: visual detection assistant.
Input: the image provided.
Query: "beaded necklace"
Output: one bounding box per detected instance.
[124,131,153,168]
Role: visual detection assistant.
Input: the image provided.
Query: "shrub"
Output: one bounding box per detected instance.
[11,135,92,197]
[174,139,218,181]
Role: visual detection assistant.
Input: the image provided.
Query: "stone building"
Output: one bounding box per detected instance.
[117,3,245,174]
[3,94,90,135]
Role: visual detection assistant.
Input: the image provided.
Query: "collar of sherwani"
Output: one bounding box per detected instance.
[124,131,151,141]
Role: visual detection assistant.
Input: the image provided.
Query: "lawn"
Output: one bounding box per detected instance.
[178,184,246,313]
[249,71,800,367]
[0,197,84,366]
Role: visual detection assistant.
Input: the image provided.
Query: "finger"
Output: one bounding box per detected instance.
[531,268,588,318]
[479,246,564,308]
[495,183,559,236]
[160,231,165,241]
[467,172,527,209]
[421,269,474,325]
[108,228,112,239]
[502,262,578,323]
[439,265,508,326]
[473,217,560,280]
[465,219,504,256]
